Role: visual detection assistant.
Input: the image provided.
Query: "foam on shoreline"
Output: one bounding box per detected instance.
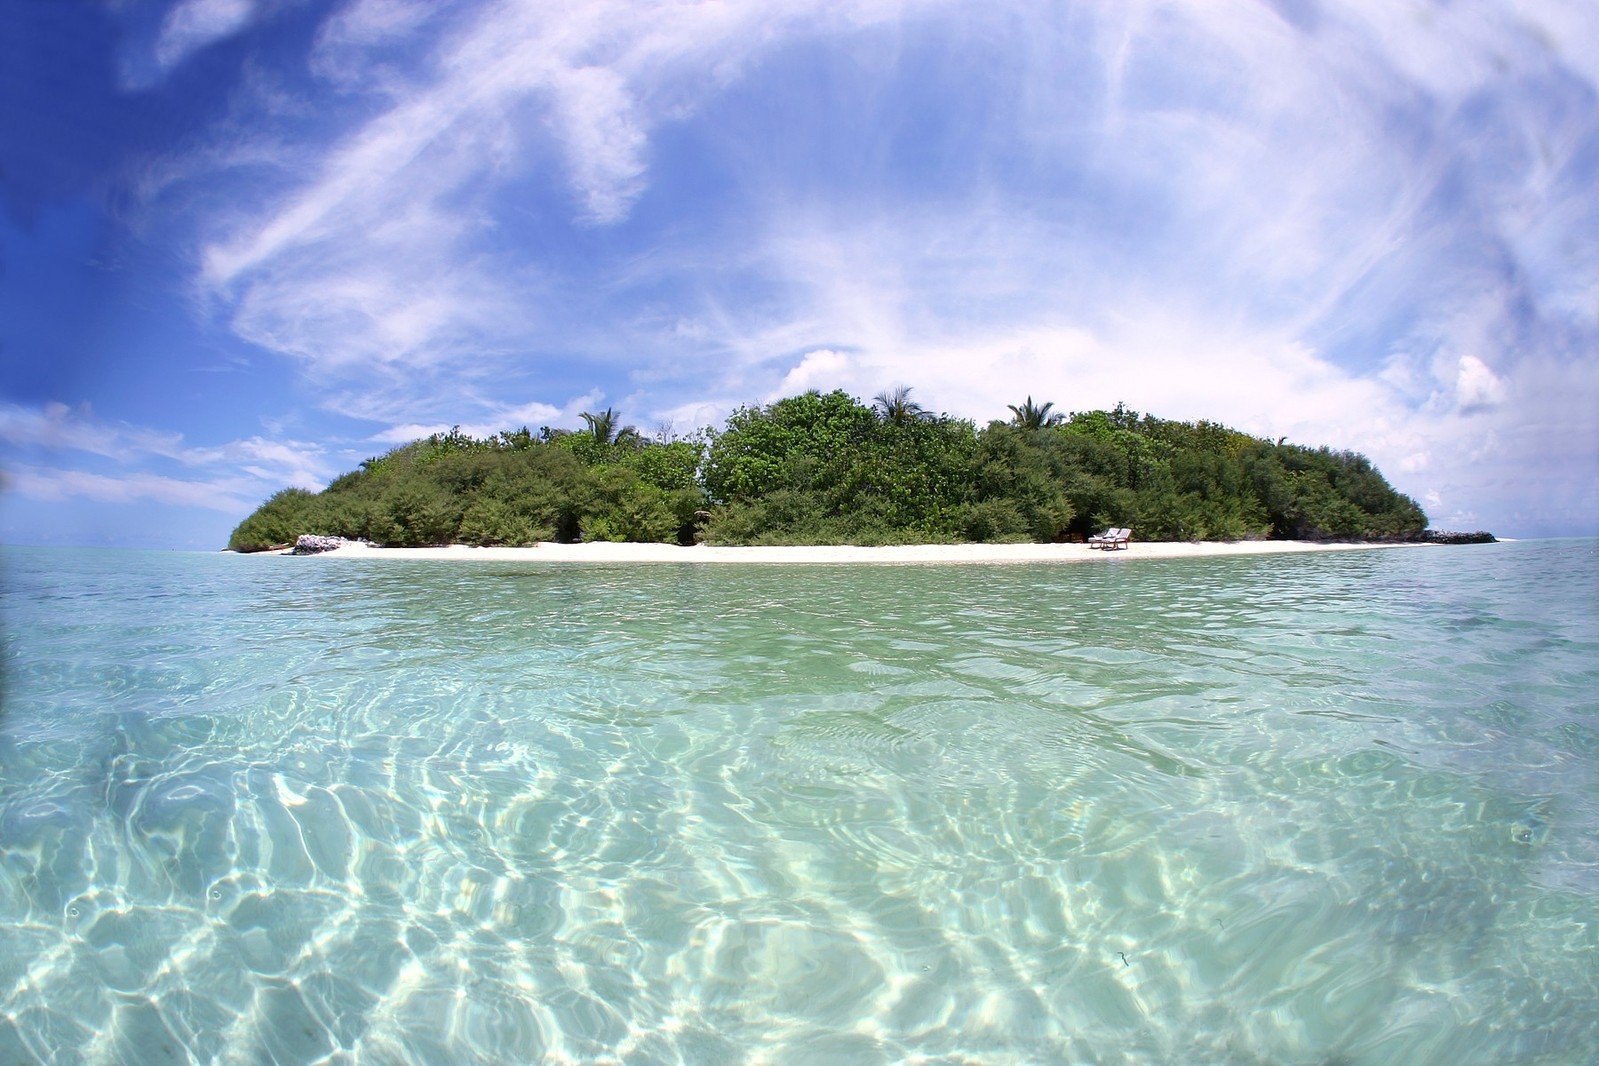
[265,539,1433,564]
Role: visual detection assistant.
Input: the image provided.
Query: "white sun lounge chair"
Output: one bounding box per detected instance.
[1089,527,1132,550]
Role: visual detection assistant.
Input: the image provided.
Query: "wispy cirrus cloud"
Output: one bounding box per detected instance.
[0,401,333,493]
[0,402,187,463]
[117,0,271,89]
[155,0,260,72]
[4,465,262,514]
[190,0,950,393]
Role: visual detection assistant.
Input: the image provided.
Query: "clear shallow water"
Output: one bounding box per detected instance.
[1,542,1596,1064]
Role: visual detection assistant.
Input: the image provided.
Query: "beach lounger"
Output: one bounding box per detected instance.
[1089,527,1132,550]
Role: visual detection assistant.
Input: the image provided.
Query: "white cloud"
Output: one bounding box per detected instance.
[547,64,649,224]
[367,397,566,444]
[315,0,433,52]
[155,0,259,72]
[0,402,186,461]
[184,437,333,489]
[4,466,259,513]
[652,398,730,434]
[1454,354,1508,413]
[0,402,334,493]
[190,0,956,392]
[659,196,1599,533]
[309,0,438,95]
[772,349,852,399]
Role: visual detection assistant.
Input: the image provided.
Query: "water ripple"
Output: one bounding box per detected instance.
[1,542,1596,1061]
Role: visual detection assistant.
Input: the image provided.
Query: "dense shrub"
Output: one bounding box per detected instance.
[227,488,321,551]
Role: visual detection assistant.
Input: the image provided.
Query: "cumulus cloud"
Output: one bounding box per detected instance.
[772,349,853,399]
[1454,355,1508,413]
[366,397,569,444]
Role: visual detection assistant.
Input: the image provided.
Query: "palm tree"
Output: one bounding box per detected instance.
[579,407,638,445]
[1007,396,1063,429]
[873,385,928,426]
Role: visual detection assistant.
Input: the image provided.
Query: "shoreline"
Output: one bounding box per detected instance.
[258,539,1437,565]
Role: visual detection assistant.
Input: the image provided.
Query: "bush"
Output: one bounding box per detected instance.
[580,468,679,543]
[457,499,553,546]
[227,488,319,551]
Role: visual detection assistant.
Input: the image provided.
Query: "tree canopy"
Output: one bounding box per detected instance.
[227,391,1428,551]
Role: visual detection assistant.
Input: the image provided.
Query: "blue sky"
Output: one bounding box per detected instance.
[3,0,1597,547]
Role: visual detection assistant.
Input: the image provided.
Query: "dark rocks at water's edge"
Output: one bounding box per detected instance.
[228,536,350,554]
[1415,530,1497,545]
[289,535,354,555]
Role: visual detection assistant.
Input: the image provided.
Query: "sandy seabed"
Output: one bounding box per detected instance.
[267,539,1431,565]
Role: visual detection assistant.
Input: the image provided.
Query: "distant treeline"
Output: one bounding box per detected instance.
[227,390,1427,551]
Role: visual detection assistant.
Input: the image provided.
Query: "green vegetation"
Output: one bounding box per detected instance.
[227,391,1427,551]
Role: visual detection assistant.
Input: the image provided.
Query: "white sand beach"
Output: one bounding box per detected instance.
[270,539,1432,564]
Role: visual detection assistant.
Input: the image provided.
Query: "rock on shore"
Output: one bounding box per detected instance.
[289,535,353,555]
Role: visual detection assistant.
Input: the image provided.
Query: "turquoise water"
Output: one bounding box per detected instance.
[2,542,1596,1063]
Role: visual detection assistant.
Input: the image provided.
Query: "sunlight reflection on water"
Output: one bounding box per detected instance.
[1,542,1596,1062]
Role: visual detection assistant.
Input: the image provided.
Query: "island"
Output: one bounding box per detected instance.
[228,390,1489,553]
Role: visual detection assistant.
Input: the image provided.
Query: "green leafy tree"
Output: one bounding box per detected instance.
[827,415,978,540]
[458,498,551,546]
[703,390,878,503]
[618,438,705,493]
